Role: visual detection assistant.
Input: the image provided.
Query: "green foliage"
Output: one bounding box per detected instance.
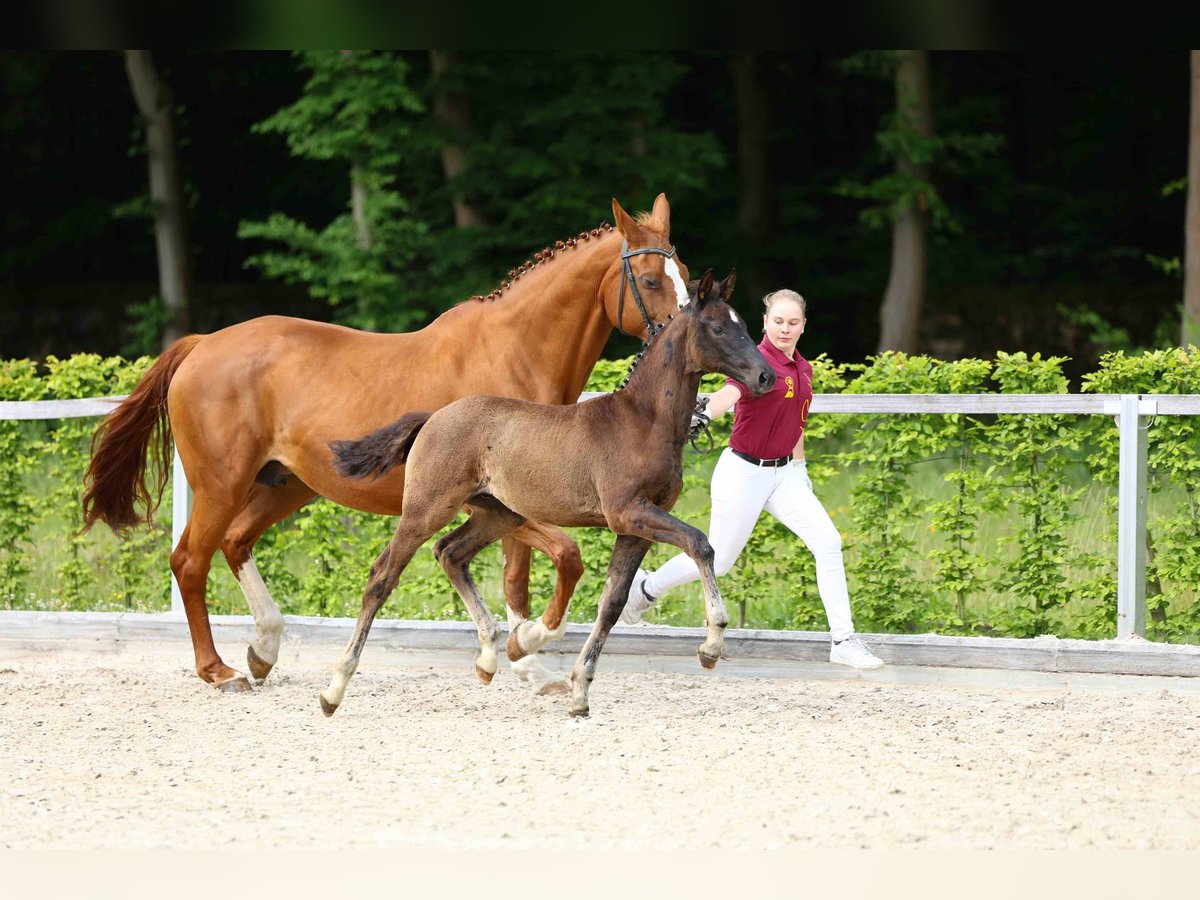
[834,51,1005,234]
[1083,347,1200,639]
[238,51,428,330]
[4,349,1199,645]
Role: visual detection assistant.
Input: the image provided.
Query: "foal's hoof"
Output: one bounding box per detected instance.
[475,664,495,685]
[319,694,339,717]
[697,649,721,670]
[568,704,590,718]
[506,629,527,662]
[247,645,274,683]
[216,674,253,693]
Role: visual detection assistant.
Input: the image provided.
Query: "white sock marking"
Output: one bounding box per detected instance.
[236,557,284,665]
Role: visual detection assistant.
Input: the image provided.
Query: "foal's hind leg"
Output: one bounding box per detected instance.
[435,505,527,685]
[503,522,583,696]
[221,480,317,682]
[320,501,458,716]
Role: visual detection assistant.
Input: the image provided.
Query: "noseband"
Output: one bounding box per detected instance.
[617,239,677,338]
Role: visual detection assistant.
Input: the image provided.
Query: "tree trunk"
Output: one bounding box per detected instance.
[124,50,190,350]
[733,51,777,303]
[1184,50,1200,347]
[877,50,933,355]
[351,163,372,250]
[429,50,487,228]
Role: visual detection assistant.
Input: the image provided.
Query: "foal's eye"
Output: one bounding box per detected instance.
[711,325,725,335]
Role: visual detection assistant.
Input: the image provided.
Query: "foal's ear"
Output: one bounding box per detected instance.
[612,197,643,245]
[719,269,737,301]
[695,269,715,308]
[650,192,671,241]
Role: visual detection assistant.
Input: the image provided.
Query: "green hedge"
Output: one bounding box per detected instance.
[2,348,1199,642]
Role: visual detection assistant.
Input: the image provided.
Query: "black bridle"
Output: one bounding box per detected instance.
[617,239,678,338]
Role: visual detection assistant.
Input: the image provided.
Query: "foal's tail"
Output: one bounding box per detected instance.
[331,411,433,480]
[81,335,204,535]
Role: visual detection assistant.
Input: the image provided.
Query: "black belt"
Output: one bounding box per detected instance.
[732,449,792,468]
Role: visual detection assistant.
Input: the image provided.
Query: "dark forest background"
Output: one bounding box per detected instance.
[1,51,1193,383]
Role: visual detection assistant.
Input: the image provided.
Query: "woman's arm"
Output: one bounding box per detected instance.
[700,384,743,420]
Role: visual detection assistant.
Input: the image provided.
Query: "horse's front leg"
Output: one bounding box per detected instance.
[609,498,729,670]
[503,523,583,697]
[568,535,651,717]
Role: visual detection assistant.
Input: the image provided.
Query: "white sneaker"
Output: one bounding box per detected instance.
[618,569,657,625]
[829,636,884,670]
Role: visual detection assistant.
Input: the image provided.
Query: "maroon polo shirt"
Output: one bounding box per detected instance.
[725,338,813,460]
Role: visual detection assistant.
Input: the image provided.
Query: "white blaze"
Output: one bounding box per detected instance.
[730,309,741,324]
[664,257,688,308]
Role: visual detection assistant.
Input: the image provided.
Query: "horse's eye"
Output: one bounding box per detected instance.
[711,325,725,335]
[640,276,660,290]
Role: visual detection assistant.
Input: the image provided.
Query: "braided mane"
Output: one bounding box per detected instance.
[468,221,616,303]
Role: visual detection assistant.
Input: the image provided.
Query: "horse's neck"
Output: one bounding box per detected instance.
[621,320,702,439]
[430,232,621,403]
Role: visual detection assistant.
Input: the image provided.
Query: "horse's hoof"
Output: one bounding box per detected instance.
[475,664,495,685]
[319,694,338,717]
[216,675,253,693]
[568,705,589,718]
[536,678,571,697]
[697,649,720,670]
[247,645,274,683]
[506,629,527,662]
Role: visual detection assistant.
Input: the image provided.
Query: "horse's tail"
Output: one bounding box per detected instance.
[81,334,204,535]
[330,411,434,481]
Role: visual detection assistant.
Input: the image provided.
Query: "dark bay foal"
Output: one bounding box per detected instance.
[324,270,774,716]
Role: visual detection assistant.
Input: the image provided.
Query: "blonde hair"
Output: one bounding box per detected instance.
[762,289,806,317]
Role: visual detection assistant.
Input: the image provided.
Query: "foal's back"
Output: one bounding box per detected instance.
[403,393,645,529]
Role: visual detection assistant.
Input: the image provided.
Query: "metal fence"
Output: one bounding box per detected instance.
[5,391,1200,640]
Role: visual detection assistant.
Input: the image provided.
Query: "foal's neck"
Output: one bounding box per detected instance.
[620,318,702,441]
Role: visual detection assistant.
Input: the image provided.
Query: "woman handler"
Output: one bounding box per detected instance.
[619,288,883,670]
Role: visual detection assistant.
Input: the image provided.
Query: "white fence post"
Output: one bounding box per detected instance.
[1115,394,1150,639]
[169,444,189,615]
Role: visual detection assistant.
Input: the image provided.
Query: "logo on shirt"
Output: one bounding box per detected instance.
[784,375,795,399]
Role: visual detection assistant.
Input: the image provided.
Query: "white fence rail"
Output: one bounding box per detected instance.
[7,391,1200,640]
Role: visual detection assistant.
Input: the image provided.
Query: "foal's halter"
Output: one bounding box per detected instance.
[617,239,677,338]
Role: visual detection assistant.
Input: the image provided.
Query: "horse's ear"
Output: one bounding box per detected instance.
[650,193,670,240]
[612,198,643,245]
[720,269,737,301]
[695,269,714,308]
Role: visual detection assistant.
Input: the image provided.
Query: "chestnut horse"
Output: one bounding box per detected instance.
[82,194,690,694]
[322,270,775,717]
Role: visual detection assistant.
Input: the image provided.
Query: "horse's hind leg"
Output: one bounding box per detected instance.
[221,480,317,682]
[503,522,583,696]
[435,505,527,685]
[568,535,651,717]
[171,488,254,693]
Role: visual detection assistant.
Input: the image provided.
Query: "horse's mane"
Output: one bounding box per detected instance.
[612,310,681,394]
[467,221,617,304]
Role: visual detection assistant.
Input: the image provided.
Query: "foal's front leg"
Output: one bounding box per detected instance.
[610,498,730,669]
[568,535,651,718]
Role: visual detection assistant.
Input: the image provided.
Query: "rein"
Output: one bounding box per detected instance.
[617,239,675,338]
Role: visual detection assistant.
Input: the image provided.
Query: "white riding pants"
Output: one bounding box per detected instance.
[644,447,855,641]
